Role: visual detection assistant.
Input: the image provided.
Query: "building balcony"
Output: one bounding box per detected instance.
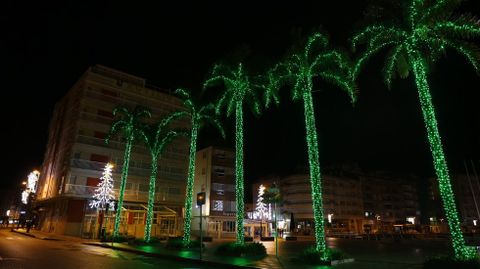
[70,158,185,181]
[63,184,184,204]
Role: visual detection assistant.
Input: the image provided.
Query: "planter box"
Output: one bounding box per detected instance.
[285,236,297,241]
[330,258,355,266]
[260,237,274,241]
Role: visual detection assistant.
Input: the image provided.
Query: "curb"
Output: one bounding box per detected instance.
[11,229,36,238]
[10,229,61,241]
[84,242,260,269]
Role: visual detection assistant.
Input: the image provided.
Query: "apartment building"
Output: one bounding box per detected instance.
[278,173,364,235]
[360,173,420,233]
[427,174,480,231]
[36,65,189,238]
[190,146,237,239]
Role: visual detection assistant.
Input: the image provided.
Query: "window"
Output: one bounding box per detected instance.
[213,183,225,195]
[86,177,100,187]
[222,221,235,232]
[97,109,113,118]
[202,151,207,159]
[125,183,132,190]
[101,89,117,97]
[73,152,81,159]
[90,154,109,163]
[94,131,107,139]
[214,168,225,176]
[133,212,144,224]
[139,184,149,192]
[168,187,180,194]
[212,200,223,211]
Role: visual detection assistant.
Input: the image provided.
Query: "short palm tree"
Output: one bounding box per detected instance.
[143,113,187,242]
[175,88,225,245]
[269,32,355,260]
[106,105,151,238]
[351,0,479,260]
[204,63,261,245]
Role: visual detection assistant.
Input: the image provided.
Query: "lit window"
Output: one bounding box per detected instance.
[212,200,223,211]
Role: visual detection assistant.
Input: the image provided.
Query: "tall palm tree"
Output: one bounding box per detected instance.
[269,33,355,260]
[204,63,261,245]
[143,113,187,242]
[175,88,225,245]
[351,0,479,260]
[106,105,151,238]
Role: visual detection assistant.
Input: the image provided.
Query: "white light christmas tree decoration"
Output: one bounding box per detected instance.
[27,172,39,193]
[254,184,270,220]
[21,190,29,204]
[90,163,115,210]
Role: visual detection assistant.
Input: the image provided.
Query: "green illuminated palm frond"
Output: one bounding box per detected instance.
[205,63,261,117]
[352,0,480,85]
[174,87,225,245]
[283,32,356,103]
[351,0,480,260]
[106,105,151,144]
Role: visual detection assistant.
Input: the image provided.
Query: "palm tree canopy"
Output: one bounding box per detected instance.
[175,88,225,138]
[267,32,356,104]
[352,0,480,88]
[203,63,262,117]
[105,105,151,144]
[144,111,189,157]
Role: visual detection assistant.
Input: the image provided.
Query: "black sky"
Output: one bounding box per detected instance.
[1,0,480,193]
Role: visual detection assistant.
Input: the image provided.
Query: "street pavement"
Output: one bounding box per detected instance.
[0,227,468,269]
[0,228,213,269]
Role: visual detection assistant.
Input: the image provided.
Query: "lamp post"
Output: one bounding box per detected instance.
[197,192,205,260]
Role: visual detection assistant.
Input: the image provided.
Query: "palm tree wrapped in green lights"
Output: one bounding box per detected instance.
[175,88,225,246]
[268,33,355,260]
[204,63,261,245]
[143,113,188,242]
[351,0,479,260]
[106,105,151,238]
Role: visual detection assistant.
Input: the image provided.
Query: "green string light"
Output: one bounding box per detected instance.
[106,105,151,238]
[352,0,480,260]
[174,89,225,246]
[143,112,187,242]
[204,63,260,245]
[265,32,355,260]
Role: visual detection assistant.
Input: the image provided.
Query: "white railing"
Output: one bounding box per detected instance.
[63,184,184,203]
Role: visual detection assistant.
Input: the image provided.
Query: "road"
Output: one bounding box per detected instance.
[259,237,453,269]
[0,229,210,269]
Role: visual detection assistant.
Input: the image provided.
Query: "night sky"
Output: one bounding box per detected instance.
[2,1,480,197]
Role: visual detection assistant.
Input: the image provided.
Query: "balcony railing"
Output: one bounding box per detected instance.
[70,158,185,180]
[63,184,184,203]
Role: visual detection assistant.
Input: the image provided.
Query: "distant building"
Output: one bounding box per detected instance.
[360,173,420,234]
[191,146,237,239]
[36,65,189,238]
[251,168,422,236]
[278,173,364,235]
[427,174,480,231]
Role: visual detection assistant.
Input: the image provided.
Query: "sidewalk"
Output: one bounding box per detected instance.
[84,241,285,269]
[10,228,90,242]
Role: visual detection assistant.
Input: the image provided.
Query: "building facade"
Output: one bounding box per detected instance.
[190,146,237,239]
[36,65,189,238]
[279,173,364,235]
[252,170,421,236]
[360,173,420,234]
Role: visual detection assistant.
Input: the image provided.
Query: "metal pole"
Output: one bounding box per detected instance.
[200,205,203,260]
[274,202,278,258]
[464,161,480,221]
[470,160,480,203]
